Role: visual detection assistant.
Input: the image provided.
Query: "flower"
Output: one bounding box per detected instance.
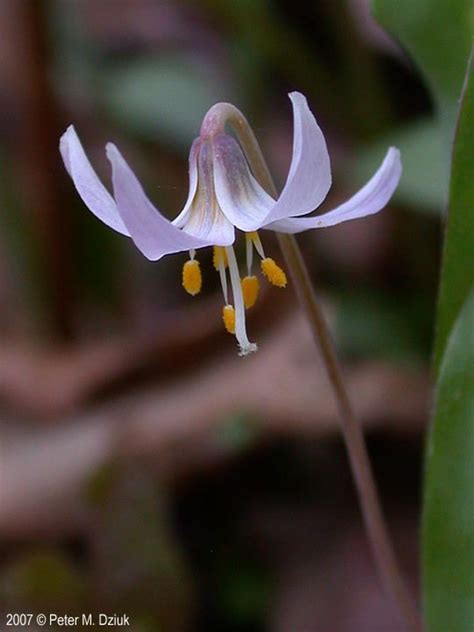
[60,92,401,356]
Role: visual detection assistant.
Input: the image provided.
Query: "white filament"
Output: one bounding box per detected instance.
[217,258,228,304]
[246,234,254,276]
[252,232,265,259]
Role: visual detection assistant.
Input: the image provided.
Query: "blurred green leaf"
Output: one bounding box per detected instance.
[86,464,194,631]
[216,412,260,451]
[423,52,474,632]
[372,0,473,108]
[370,0,473,214]
[423,289,474,632]
[0,550,86,613]
[353,118,452,213]
[218,561,271,624]
[49,0,99,91]
[100,55,236,149]
[434,51,474,370]
[335,290,431,364]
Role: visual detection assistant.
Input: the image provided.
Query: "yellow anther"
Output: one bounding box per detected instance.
[241,275,260,309]
[261,257,287,288]
[182,259,202,296]
[213,246,228,270]
[222,304,236,334]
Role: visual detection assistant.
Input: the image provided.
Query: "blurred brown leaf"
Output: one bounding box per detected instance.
[0,313,429,538]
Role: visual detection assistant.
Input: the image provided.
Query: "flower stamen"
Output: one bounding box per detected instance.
[215,248,229,304]
[222,304,236,334]
[213,246,228,270]
[182,258,202,295]
[245,233,254,276]
[249,231,265,259]
[241,275,259,309]
[261,257,287,288]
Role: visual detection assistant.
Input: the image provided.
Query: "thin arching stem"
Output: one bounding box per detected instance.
[212,105,422,632]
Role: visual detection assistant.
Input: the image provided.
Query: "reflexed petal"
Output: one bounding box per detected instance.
[213,134,275,231]
[106,143,217,261]
[173,140,235,245]
[265,147,401,234]
[60,125,129,236]
[259,92,332,225]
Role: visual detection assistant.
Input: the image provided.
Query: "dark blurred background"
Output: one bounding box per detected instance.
[0,1,437,630]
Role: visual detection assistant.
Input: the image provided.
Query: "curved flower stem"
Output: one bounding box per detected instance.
[220,106,422,632]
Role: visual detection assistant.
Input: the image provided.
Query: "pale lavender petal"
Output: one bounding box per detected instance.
[259,92,332,226]
[60,125,129,236]
[172,140,235,244]
[106,143,221,261]
[213,134,275,231]
[172,138,200,226]
[265,147,401,233]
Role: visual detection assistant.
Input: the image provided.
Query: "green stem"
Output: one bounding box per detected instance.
[216,105,422,632]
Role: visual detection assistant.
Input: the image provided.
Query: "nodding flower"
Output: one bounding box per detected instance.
[60,92,401,356]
